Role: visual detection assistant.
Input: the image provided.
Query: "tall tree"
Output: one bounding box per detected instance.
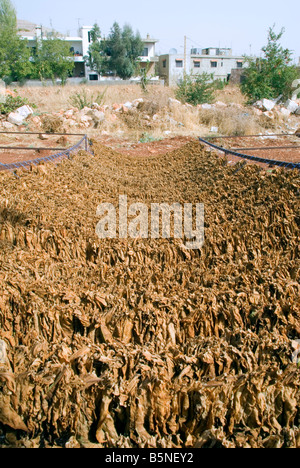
[102,22,144,79]
[84,23,104,76]
[241,26,299,103]
[0,0,33,83]
[0,0,16,30]
[34,34,75,85]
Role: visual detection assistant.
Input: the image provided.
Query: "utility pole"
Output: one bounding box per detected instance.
[184,35,187,74]
[77,18,83,35]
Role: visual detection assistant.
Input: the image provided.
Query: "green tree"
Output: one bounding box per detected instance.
[241,26,299,103]
[84,23,104,76]
[102,22,144,79]
[0,0,33,83]
[176,72,216,105]
[0,0,16,29]
[34,34,75,85]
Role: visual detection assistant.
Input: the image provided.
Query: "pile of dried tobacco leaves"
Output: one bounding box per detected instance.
[0,140,299,448]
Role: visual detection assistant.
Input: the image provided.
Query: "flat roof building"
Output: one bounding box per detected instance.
[159,47,245,86]
[17,20,159,83]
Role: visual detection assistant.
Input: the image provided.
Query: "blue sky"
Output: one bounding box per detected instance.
[13,0,300,61]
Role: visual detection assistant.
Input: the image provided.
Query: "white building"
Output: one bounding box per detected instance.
[159,47,245,85]
[17,20,159,82]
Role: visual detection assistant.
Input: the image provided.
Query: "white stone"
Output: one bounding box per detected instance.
[2,121,14,129]
[64,109,74,118]
[263,111,274,119]
[168,98,181,106]
[7,105,34,126]
[93,110,105,122]
[8,112,24,126]
[201,103,213,110]
[87,109,105,122]
[210,126,219,133]
[16,105,33,119]
[279,107,291,117]
[81,106,92,114]
[215,101,227,107]
[132,98,144,107]
[79,115,92,127]
[67,119,77,127]
[123,101,133,109]
[285,99,299,113]
[255,99,275,112]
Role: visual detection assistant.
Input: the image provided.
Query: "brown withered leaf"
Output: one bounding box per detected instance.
[0,140,299,448]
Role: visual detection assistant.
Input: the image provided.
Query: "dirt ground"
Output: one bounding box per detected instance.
[213,135,300,166]
[0,133,82,166]
[1,133,300,169]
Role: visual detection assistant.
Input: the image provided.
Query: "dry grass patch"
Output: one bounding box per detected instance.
[41,115,66,134]
[14,84,174,114]
[198,106,262,136]
[214,84,246,106]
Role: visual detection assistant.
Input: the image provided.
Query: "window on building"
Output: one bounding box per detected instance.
[194,60,200,68]
[176,60,183,68]
[236,61,243,68]
[211,61,218,68]
[163,59,167,68]
[141,47,149,57]
[88,31,92,43]
[89,74,99,81]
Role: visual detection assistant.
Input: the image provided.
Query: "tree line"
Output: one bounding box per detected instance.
[0,0,145,84]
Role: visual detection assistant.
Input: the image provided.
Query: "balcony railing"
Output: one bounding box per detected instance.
[139,56,159,62]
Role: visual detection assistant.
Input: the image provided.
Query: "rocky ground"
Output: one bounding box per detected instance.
[1,90,300,167]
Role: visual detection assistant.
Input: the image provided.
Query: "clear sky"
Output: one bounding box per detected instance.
[12,0,300,61]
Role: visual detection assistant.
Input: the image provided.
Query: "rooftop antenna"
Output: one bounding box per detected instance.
[76,18,83,35]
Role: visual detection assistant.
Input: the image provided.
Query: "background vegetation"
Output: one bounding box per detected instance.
[241,26,299,103]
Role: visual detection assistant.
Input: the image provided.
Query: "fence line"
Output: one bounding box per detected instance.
[0,134,90,173]
[198,137,300,170]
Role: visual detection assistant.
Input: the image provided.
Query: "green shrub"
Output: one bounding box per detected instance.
[175,72,216,105]
[0,93,36,115]
[68,88,106,110]
[139,132,162,143]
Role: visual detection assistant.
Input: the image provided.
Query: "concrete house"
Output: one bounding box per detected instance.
[159,47,245,85]
[139,34,159,76]
[17,20,159,83]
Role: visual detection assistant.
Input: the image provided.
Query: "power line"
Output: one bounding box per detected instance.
[185,36,202,49]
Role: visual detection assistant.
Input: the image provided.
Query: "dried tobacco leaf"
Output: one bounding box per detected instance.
[0,141,299,448]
